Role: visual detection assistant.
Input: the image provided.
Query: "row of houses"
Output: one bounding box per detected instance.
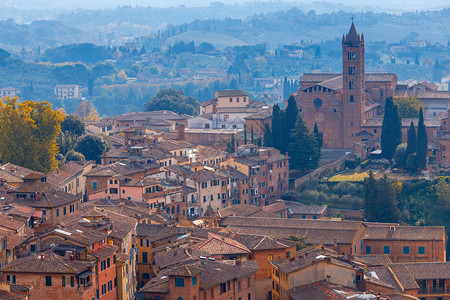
[0,154,447,300]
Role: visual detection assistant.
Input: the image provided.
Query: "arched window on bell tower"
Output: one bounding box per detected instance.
[350,95,354,102]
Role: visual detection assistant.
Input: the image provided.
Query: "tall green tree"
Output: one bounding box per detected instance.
[226,134,235,154]
[263,123,273,147]
[381,97,402,160]
[288,115,319,171]
[406,121,416,157]
[376,175,401,223]
[363,171,378,221]
[285,95,298,143]
[280,110,288,154]
[363,172,400,223]
[271,104,283,152]
[244,126,247,145]
[416,108,428,169]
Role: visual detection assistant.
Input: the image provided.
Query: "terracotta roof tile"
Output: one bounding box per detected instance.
[402,262,450,280]
[368,266,402,293]
[6,234,26,251]
[1,252,93,274]
[363,224,445,241]
[193,233,251,255]
[233,234,297,251]
[46,161,90,186]
[286,281,364,299]
[154,248,209,270]
[0,214,25,231]
[353,254,392,266]
[389,264,419,290]
[90,244,118,260]
[215,90,248,97]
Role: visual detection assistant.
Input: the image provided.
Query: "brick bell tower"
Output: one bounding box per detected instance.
[342,21,365,148]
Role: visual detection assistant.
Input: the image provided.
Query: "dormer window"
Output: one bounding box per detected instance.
[390,225,396,231]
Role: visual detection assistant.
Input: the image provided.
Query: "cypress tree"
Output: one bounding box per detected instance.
[226,134,235,154]
[393,104,402,145]
[363,172,400,223]
[406,121,416,157]
[280,110,288,154]
[285,95,299,142]
[381,97,402,160]
[263,123,273,147]
[271,104,283,152]
[288,116,319,171]
[416,108,428,169]
[363,171,378,221]
[244,126,247,145]
[376,175,400,223]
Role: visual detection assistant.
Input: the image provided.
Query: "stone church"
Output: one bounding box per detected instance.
[295,22,399,150]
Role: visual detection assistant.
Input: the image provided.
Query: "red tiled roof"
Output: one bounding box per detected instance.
[193,233,251,255]
[1,252,93,274]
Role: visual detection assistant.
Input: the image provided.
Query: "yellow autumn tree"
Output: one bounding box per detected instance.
[0,97,64,173]
[75,101,100,121]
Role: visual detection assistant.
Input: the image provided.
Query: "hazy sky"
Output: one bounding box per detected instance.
[5,0,449,11]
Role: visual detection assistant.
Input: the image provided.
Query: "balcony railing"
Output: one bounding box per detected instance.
[418,287,446,295]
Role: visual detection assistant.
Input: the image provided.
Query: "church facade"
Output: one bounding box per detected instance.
[294,22,450,167]
[295,22,397,150]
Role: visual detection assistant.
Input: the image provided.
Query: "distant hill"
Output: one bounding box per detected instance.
[165,31,247,49]
[0,19,97,51]
[42,43,113,64]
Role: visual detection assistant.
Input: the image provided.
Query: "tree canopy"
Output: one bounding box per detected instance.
[42,43,113,64]
[61,115,85,136]
[65,149,86,162]
[75,134,110,163]
[144,88,199,116]
[0,97,64,173]
[394,95,423,118]
[75,101,100,121]
[363,172,400,223]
